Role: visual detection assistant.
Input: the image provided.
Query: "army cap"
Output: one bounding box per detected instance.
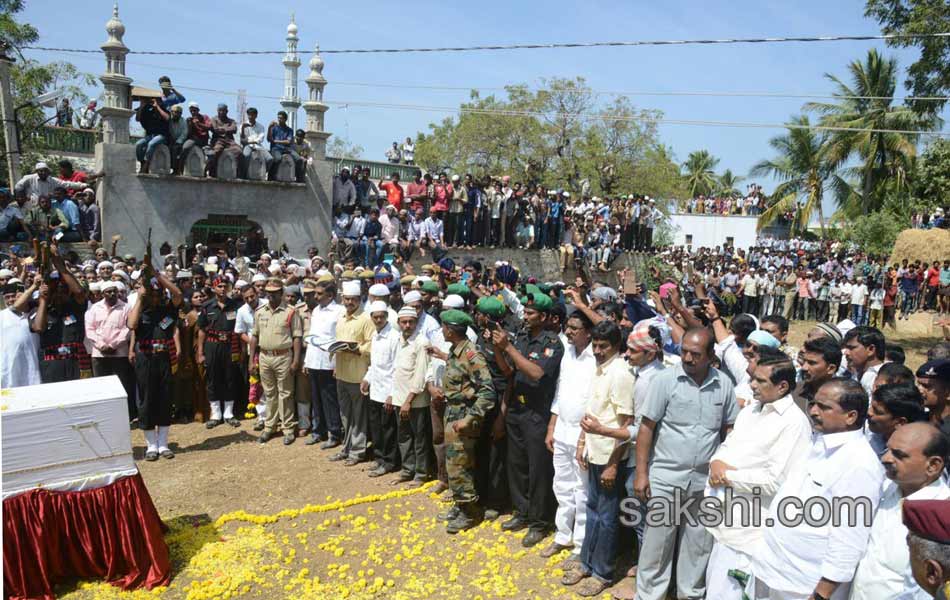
[264,277,284,292]
[524,292,553,312]
[420,281,440,295]
[446,283,470,297]
[440,309,474,327]
[476,296,506,318]
[300,278,318,293]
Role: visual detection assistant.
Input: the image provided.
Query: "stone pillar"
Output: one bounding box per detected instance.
[302,45,330,160]
[0,50,20,186]
[280,15,301,131]
[98,3,133,145]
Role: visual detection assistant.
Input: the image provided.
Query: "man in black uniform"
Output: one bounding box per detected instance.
[31,243,89,382]
[491,291,564,547]
[197,276,243,428]
[128,254,183,461]
[472,296,512,518]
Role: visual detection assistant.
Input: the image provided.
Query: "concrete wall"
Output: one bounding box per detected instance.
[95,143,332,256]
[667,213,759,250]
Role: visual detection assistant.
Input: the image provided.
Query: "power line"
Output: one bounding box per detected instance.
[56,51,950,103]
[22,32,950,55]
[170,85,950,137]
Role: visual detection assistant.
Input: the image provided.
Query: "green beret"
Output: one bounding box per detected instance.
[421,281,440,294]
[537,282,553,294]
[476,296,506,318]
[446,283,471,297]
[525,292,553,312]
[440,309,473,327]
[525,283,542,297]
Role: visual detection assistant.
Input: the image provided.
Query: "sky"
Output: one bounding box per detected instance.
[20,0,947,199]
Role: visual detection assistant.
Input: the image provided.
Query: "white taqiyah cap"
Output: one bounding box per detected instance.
[342,280,362,297]
[369,283,390,296]
[443,294,464,309]
[369,300,389,314]
[403,290,422,304]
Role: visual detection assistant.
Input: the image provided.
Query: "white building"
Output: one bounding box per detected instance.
[667,213,759,250]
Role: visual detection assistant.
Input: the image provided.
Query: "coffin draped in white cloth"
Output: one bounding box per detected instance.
[1,375,138,499]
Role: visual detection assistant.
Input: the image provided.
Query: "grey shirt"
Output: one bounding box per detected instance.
[641,364,738,493]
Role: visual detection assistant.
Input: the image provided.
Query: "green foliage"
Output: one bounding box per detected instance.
[844,210,910,256]
[327,135,365,160]
[913,138,950,207]
[865,0,950,116]
[412,78,686,200]
[681,150,719,197]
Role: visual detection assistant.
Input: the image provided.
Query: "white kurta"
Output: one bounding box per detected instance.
[1,308,41,388]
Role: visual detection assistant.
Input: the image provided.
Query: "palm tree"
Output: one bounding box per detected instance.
[806,49,937,213]
[682,150,720,197]
[717,169,744,197]
[750,115,853,238]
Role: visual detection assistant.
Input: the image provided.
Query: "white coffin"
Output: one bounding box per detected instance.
[1,376,138,499]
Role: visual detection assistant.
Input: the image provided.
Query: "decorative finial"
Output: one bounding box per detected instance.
[113,2,119,18]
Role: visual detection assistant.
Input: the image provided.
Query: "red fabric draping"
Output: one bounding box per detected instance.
[3,473,171,600]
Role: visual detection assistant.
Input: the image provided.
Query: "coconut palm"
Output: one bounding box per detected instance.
[750,115,853,238]
[682,150,720,197]
[717,169,744,197]
[806,49,937,213]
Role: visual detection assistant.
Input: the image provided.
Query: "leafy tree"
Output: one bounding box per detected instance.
[681,150,719,197]
[717,169,744,196]
[865,0,950,116]
[750,115,852,238]
[806,49,936,213]
[913,138,950,207]
[326,135,365,160]
[845,210,909,256]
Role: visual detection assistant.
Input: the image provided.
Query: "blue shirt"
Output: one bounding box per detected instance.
[549,200,563,218]
[52,198,80,231]
[161,90,186,110]
[269,124,293,150]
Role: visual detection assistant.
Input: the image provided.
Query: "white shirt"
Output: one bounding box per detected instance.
[1,308,41,388]
[851,283,869,305]
[235,298,265,337]
[752,429,885,595]
[241,121,267,146]
[705,394,813,548]
[839,282,853,304]
[304,301,346,370]
[392,333,430,408]
[858,361,885,397]
[741,274,758,296]
[363,323,400,403]
[850,478,950,600]
[413,312,442,345]
[423,217,444,243]
[714,334,749,389]
[550,342,596,445]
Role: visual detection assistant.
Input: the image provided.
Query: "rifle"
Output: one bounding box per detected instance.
[142,228,154,282]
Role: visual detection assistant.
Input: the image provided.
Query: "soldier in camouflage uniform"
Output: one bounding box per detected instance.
[439,308,496,534]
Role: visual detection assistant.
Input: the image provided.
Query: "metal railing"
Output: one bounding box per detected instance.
[325,156,421,181]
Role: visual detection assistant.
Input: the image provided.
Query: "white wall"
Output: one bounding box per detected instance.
[667,214,759,250]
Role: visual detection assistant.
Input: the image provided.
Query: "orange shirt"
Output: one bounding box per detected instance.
[380,181,405,210]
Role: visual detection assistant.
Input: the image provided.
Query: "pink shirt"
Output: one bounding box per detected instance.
[84,299,132,357]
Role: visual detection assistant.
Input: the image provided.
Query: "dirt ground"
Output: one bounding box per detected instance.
[55,318,942,599]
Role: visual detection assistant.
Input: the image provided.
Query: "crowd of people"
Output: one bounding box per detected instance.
[3,161,102,243]
[678,184,767,216]
[2,222,950,599]
[331,169,662,272]
[384,137,415,165]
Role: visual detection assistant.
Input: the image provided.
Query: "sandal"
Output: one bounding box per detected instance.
[144,451,159,462]
[560,567,589,586]
[576,576,609,597]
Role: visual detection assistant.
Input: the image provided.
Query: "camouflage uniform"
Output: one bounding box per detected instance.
[443,337,496,504]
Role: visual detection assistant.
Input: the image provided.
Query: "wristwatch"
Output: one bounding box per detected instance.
[812,593,829,600]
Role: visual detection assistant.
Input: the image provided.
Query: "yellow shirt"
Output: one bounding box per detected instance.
[251,302,302,351]
[334,308,375,383]
[584,353,636,465]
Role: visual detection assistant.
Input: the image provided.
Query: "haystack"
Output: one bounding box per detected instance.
[889,228,950,265]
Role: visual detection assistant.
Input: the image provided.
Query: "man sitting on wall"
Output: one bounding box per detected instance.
[240,107,271,178]
[267,111,302,181]
[208,103,240,178]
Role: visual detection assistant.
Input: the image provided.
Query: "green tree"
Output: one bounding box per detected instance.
[326,135,365,160]
[750,115,850,237]
[717,169,744,196]
[681,150,719,197]
[845,210,909,256]
[865,0,950,116]
[806,49,935,214]
[913,138,950,207]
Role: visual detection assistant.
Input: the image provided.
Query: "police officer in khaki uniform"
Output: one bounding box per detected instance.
[294,280,317,436]
[248,277,303,445]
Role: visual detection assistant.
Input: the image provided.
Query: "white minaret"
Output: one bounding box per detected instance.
[99,2,133,144]
[280,14,301,130]
[303,44,330,160]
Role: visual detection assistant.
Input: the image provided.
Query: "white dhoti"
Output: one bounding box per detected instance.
[706,540,754,600]
[753,579,852,600]
[552,439,588,551]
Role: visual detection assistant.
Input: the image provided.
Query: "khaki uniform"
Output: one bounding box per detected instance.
[294,301,313,432]
[252,302,303,435]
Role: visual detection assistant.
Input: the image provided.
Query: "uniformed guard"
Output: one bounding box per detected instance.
[196,276,243,428]
[490,291,564,547]
[472,296,512,517]
[248,277,303,445]
[294,280,318,436]
[127,253,184,461]
[439,308,496,534]
[31,244,90,383]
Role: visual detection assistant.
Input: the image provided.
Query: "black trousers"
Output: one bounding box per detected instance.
[367,400,400,471]
[39,358,80,384]
[476,403,509,510]
[93,356,137,420]
[506,407,555,530]
[204,341,237,408]
[397,405,434,479]
[308,369,342,440]
[135,352,172,430]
